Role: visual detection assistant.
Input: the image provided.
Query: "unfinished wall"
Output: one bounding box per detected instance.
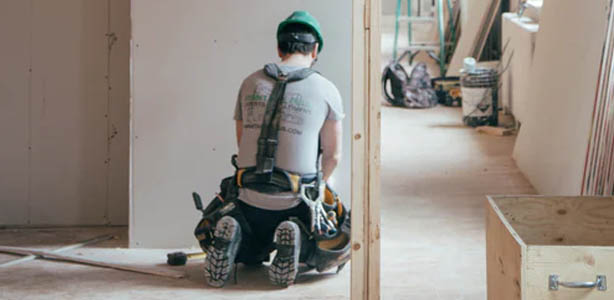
[131,1,353,248]
[500,13,538,123]
[513,0,610,195]
[0,0,130,225]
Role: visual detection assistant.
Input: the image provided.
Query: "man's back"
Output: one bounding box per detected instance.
[234,63,343,210]
[202,11,350,288]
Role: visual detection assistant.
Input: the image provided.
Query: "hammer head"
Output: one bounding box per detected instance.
[166,251,188,266]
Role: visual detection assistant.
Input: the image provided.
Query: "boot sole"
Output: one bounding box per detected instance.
[204,216,241,288]
[269,221,301,287]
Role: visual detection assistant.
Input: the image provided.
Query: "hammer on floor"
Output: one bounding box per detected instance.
[166,251,207,266]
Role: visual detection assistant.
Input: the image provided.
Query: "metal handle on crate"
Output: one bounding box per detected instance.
[549,274,607,291]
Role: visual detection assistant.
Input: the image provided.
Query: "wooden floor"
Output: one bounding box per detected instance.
[380,105,535,299]
[0,106,535,299]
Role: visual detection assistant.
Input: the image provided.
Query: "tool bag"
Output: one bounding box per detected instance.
[382,51,438,108]
[193,175,252,252]
[298,184,351,273]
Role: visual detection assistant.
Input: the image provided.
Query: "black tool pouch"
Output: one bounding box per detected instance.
[193,176,251,252]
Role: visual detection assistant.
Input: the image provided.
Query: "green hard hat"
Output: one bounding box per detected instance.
[277,10,324,53]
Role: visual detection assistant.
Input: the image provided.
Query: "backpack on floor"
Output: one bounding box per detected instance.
[382,52,438,109]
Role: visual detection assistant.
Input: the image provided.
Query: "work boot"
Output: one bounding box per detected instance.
[269,220,301,287]
[204,216,242,288]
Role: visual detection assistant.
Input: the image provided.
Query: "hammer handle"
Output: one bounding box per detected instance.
[186,252,207,259]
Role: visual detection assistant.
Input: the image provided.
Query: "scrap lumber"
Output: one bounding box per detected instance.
[0,234,114,268]
[0,246,185,279]
[447,0,498,75]
[471,0,503,60]
[476,126,514,136]
[582,0,614,195]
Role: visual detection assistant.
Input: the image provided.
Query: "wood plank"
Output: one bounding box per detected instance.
[470,0,503,60]
[367,0,382,299]
[487,196,525,300]
[0,246,184,279]
[525,245,614,299]
[447,0,493,75]
[582,0,614,196]
[493,196,614,246]
[0,234,113,267]
[351,0,368,298]
[476,126,514,136]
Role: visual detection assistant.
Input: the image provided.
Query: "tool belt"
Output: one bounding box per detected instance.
[192,171,350,271]
[236,167,318,194]
[193,176,253,252]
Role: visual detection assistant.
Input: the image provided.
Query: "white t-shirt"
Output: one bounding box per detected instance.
[234,64,344,210]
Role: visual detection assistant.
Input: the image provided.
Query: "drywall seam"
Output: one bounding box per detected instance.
[104,0,112,224]
[129,0,137,246]
[103,0,124,224]
[26,0,33,224]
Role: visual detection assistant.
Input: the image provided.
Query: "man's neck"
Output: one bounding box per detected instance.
[279,54,313,68]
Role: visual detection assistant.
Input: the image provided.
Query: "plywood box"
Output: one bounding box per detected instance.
[487,196,614,299]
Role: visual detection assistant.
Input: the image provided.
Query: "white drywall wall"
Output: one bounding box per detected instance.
[0,0,130,225]
[0,0,30,225]
[131,1,353,248]
[500,13,538,123]
[513,0,609,195]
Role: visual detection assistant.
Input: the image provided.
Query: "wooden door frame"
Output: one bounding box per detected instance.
[351,0,381,299]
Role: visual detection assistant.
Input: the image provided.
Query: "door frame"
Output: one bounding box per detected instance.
[351,0,381,299]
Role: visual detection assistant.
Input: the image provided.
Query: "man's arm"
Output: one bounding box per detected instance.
[235,120,243,147]
[319,119,342,181]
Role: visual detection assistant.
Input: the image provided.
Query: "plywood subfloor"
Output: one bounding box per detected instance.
[380,106,535,299]
[0,226,349,300]
[0,106,535,299]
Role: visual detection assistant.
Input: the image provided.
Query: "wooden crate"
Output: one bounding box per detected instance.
[487,196,614,299]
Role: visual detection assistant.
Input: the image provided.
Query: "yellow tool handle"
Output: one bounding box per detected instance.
[186,252,207,259]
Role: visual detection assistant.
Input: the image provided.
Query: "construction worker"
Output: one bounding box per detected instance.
[200,11,349,288]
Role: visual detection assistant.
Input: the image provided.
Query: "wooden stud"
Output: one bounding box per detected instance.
[351,0,381,299]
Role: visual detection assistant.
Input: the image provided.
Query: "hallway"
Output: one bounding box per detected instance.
[380,105,535,299]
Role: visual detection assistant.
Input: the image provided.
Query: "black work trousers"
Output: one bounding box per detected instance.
[234,199,315,265]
